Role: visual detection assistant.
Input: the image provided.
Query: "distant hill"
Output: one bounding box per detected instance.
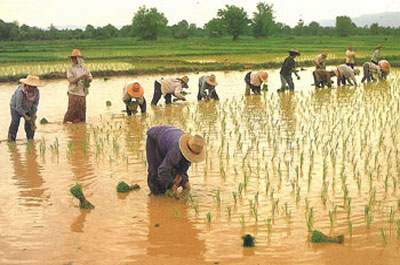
[319,12,400,27]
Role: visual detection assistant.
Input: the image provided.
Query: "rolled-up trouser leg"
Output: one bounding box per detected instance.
[151,81,162,106]
[280,74,288,91]
[197,82,202,100]
[25,117,35,139]
[165,94,172,105]
[287,75,295,91]
[140,97,147,113]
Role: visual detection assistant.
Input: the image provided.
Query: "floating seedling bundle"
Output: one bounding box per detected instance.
[242,234,255,247]
[311,230,343,244]
[116,181,140,193]
[70,183,95,209]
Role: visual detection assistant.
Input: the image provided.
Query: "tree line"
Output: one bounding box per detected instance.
[1,3,400,41]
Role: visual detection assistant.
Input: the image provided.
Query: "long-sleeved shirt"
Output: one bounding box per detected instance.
[158,78,185,99]
[147,126,190,187]
[199,75,216,99]
[249,72,263,87]
[337,64,357,86]
[67,64,92,97]
[371,49,381,63]
[314,54,326,69]
[280,56,296,76]
[9,85,40,116]
[345,50,356,64]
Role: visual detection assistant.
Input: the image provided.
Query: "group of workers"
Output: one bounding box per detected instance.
[7,45,393,198]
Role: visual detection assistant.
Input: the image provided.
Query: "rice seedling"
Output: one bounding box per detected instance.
[70,183,94,209]
[174,207,180,218]
[242,234,255,247]
[206,212,212,223]
[380,228,387,245]
[116,181,140,193]
[311,230,344,244]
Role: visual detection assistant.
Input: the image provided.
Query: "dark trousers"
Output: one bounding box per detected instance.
[279,74,294,91]
[197,87,219,101]
[151,81,172,105]
[346,63,355,69]
[8,108,35,142]
[146,136,169,194]
[244,72,261,95]
[361,64,375,83]
[126,98,147,116]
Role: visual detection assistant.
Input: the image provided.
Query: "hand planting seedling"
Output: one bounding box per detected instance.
[116,181,140,193]
[311,230,344,244]
[242,234,255,247]
[84,81,91,88]
[70,183,95,209]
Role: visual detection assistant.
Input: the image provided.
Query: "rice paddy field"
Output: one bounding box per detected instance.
[1,35,400,81]
[0,65,400,264]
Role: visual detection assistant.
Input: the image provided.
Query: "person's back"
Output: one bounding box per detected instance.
[147,126,184,155]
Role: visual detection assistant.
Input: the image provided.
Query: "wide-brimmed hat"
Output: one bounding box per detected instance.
[19,75,44,87]
[69,49,84,58]
[348,45,353,50]
[376,45,382,49]
[379,60,391,74]
[127,82,144,98]
[179,134,206,163]
[205,74,218,86]
[321,52,328,57]
[181,75,189,88]
[258,71,268,83]
[289,49,300,56]
[353,68,360,75]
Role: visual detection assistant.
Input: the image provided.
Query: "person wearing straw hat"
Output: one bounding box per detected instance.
[378,60,391,80]
[244,71,268,95]
[151,76,189,106]
[122,80,146,115]
[8,75,43,142]
[345,46,356,69]
[371,45,382,65]
[63,49,93,124]
[197,74,219,101]
[279,49,300,92]
[146,126,205,198]
[335,64,360,86]
[313,52,327,70]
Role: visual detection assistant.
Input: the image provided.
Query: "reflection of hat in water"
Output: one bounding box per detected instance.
[258,71,268,82]
[19,75,44,87]
[127,82,144,98]
[289,49,300,56]
[205,74,218,86]
[179,134,206,163]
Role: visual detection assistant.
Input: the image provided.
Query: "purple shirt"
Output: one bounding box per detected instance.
[147,126,191,186]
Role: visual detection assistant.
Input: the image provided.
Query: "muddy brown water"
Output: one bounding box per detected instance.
[1,68,400,264]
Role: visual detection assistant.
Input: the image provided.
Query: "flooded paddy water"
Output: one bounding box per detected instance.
[1,68,400,264]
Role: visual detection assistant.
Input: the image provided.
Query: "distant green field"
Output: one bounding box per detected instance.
[0,35,399,81]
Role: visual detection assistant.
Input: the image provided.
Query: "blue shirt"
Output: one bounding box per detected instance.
[10,85,40,116]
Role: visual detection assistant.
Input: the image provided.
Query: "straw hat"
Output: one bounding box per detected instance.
[321,52,328,57]
[69,49,84,58]
[353,68,360,75]
[289,49,300,56]
[376,45,382,49]
[205,74,218,86]
[258,71,268,83]
[19,75,44,87]
[127,82,144,98]
[179,134,206,163]
[181,75,189,88]
[379,60,391,74]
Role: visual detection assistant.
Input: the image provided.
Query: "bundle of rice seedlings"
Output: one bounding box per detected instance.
[242,234,255,247]
[311,230,344,244]
[40,118,49,124]
[70,183,95,209]
[106,101,112,107]
[116,181,140,193]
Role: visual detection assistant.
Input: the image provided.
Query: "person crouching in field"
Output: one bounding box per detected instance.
[146,126,205,199]
[151,76,189,106]
[279,49,300,92]
[63,49,93,124]
[371,45,382,65]
[122,81,146,115]
[345,46,356,69]
[336,64,360,86]
[197,74,219,101]
[8,75,42,142]
[378,60,391,80]
[313,52,327,70]
[244,71,268,95]
[361,62,381,83]
[313,69,336,89]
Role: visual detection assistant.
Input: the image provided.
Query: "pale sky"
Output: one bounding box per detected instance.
[0,0,399,28]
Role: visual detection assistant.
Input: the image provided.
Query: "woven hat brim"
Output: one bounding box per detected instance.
[179,134,205,163]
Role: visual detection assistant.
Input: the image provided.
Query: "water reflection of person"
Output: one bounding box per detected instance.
[9,142,45,207]
[278,92,296,138]
[146,196,206,259]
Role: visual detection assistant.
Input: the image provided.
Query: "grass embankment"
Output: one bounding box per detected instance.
[0,35,399,82]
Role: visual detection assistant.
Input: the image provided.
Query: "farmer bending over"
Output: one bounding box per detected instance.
[314,52,327,70]
[146,126,205,199]
[8,75,42,142]
[244,71,268,95]
[122,80,146,115]
[279,49,300,92]
[313,69,336,89]
[151,76,189,106]
[198,74,219,101]
[361,62,381,83]
[378,60,391,80]
[336,64,360,86]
